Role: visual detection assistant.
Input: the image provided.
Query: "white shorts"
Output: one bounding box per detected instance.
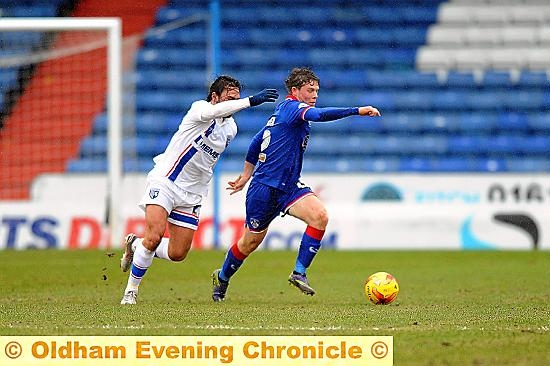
[139,178,203,230]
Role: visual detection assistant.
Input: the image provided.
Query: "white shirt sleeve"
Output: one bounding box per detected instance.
[197,98,251,122]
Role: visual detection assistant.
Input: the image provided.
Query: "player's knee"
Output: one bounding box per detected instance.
[312,207,329,229]
[143,231,163,250]
[169,250,188,262]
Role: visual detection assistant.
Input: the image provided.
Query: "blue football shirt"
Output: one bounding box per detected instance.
[251,96,312,191]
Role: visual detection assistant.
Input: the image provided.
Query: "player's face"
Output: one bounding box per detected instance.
[211,87,241,104]
[293,80,319,106]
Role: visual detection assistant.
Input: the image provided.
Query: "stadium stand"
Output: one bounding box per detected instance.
[2,0,550,177]
[0,0,164,199]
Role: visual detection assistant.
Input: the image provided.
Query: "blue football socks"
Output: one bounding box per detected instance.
[219,244,247,282]
[294,226,325,274]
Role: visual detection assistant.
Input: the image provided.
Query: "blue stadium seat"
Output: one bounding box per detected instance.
[399,6,439,25]
[448,136,491,154]
[486,135,524,154]
[235,111,269,134]
[79,136,107,157]
[393,91,434,110]
[135,113,179,134]
[505,158,550,172]
[316,69,365,89]
[2,6,57,17]
[502,91,545,111]
[224,134,254,158]
[124,137,170,157]
[517,71,550,88]
[144,28,206,48]
[0,69,17,93]
[76,0,547,173]
[518,136,550,154]
[392,27,427,46]
[422,113,460,132]
[403,71,439,88]
[355,29,394,46]
[303,157,401,172]
[528,113,550,131]
[482,71,513,88]
[411,157,505,172]
[432,91,464,110]
[231,70,288,90]
[136,49,206,69]
[365,72,407,89]
[497,112,529,131]
[379,113,423,132]
[135,91,204,112]
[66,158,107,173]
[464,91,503,110]
[445,72,477,89]
[155,6,206,25]
[132,70,207,90]
[0,31,44,49]
[457,112,497,132]
[124,159,154,172]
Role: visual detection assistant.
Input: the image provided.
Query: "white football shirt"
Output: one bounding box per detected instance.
[148,98,251,197]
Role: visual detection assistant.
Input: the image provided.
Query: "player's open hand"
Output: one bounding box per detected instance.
[227,174,248,195]
[249,88,279,106]
[358,106,381,116]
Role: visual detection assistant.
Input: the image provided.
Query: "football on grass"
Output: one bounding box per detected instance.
[364,271,399,304]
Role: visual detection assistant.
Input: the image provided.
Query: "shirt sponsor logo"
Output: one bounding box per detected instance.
[195,137,220,159]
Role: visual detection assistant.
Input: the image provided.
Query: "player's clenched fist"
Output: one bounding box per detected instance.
[358,106,381,116]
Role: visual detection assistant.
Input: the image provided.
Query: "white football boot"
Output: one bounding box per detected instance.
[120,233,137,272]
[120,290,138,305]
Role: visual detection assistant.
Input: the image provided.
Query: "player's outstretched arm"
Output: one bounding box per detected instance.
[200,88,279,121]
[303,105,381,122]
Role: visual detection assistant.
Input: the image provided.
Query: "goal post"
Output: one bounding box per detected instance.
[0,18,123,247]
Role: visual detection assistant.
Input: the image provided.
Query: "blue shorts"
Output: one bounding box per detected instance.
[245,180,314,232]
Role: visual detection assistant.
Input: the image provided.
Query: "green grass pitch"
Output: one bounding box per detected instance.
[1,249,549,365]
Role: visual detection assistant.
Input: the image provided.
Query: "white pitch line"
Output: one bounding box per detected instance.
[4,323,549,333]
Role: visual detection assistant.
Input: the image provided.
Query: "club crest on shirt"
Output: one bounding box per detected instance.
[149,188,160,199]
[249,218,260,229]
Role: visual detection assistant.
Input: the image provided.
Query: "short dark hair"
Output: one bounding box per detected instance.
[206,75,242,101]
[284,67,320,93]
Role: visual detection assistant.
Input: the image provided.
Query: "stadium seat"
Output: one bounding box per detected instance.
[505,158,550,172]
[444,72,478,88]
[66,158,107,173]
[155,6,206,25]
[517,71,550,88]
[482,71,513,88]
[528,113,550,130]
[1,6,57,17]
[71,0,550,174]
[497,112,529,131]
[457,112,497,132]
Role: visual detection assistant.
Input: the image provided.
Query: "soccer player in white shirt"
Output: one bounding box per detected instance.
[120,76,278,304]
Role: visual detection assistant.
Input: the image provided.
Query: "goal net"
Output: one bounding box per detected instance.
[0,18,123,246]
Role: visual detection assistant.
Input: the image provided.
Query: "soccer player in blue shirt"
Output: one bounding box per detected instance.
[211,67,380,301]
